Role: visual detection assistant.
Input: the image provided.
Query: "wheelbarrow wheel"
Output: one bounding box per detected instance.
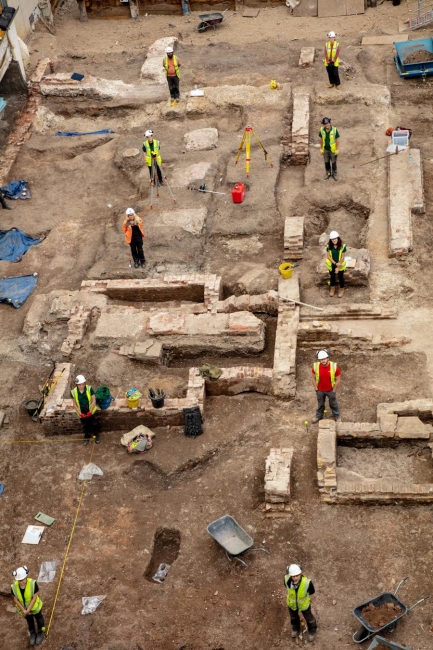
[353,626,369,642]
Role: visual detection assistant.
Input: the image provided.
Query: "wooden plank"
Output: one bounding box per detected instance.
[318,0,346,17]
[362,34,409,45]
[346,0,365,14]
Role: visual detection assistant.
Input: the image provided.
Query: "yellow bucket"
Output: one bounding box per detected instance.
[279,263,294,279]
[126,391,141,409]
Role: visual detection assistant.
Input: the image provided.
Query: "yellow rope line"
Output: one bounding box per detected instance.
[46,439,96,638]
[0,439,86,444]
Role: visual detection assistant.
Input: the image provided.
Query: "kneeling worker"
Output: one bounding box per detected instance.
[11,566,45,646]
[284,564,317,642]
[71,374,100,445]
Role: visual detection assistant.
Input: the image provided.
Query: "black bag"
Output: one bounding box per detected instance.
[183,406,203,438]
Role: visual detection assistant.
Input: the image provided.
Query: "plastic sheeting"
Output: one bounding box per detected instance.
[0,273,38,308]
[55,129,115,137]
[0,228,43,262]
[1,180,31,200]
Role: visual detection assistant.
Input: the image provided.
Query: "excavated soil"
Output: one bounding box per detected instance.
[404,50,433,64]
[361,601,402,629]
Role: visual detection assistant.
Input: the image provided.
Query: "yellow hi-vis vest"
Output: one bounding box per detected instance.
[71,385,97,417]
[11,579,43,617]
[143,139,162,167]
[324,41,340,67]
[314,361,337,389]
[284,575,311,611]
[164,54,180,78]
[326,245,347,272]
[320,126,338,154]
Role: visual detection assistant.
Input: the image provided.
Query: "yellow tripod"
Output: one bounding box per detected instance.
[235,126,274,177]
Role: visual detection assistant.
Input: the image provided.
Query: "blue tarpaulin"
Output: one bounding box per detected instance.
[55,129,115,137]
[1,180,31,200]
[0,228,43,262]
[0,273,38,308]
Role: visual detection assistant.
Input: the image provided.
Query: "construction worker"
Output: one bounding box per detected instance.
[122,208,146,268]
[284,564,317,642]
[71,374,99,445]
[0,188,12,209]
[163,46,181,106]
[142,130,164,186]
[327,230,346,298]
[319,117,340,181]
[323,31,341,88]
[311,349,341,423]
[11,565,45,646]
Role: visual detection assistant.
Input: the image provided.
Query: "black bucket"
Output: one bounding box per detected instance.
[24,399,40,417]
[148,389,165,409]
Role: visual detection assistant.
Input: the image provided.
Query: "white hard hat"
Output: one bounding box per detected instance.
[145,130,153,137]
[317,350,329,360]
[13,566,29,581]
[166,46,174,53]
[328,31,336,37]
[75,374,86,384]
[125,208,135,216]
[288,564,302,577]
[329,230,339,239]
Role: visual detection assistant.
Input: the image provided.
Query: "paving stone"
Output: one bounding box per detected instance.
[396,416,432,439]
[298,47,315,67]
[184,127,218,151]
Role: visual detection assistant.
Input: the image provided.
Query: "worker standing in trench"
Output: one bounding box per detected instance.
[284,564,317,642]
[142,130,164,186]
[11,566,45,646]
[122,208,146,269]
[323,31,341,89]
[326,230,346,298]
[319,117,340,181]
[71,374,100,445]
[311,349,341,423]
[163,46,181,107]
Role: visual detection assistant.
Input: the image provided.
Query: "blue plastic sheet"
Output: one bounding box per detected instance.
[1,180,31,200]
[0,228,43,262]
[55,129,115,137]
[0,274,38,308]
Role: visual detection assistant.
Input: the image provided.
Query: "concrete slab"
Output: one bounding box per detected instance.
[292,0,318,17]
[299,47,315,67]
[93,310,148,346]
[170,162,214,188]
[361,34,409,45]
[184,128,218,152]
[318,0,347,17]
[388,150,412,257]
[149,208,206,237]
[346,0,365,15]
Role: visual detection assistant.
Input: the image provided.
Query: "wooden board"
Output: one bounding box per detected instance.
[361,34,409,45]
[242,7,260,17]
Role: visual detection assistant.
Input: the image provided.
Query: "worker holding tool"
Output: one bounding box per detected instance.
[71,374,99,445]
[284,564,317,642]
[326,230,346,298]
[11,566,45,646]
[319,117,340,181]
[311,349,341,423]
[0,188,12,210]
[142,130,164,186]
[323,31,341,88]
[163,46,181,106]
[122,208,146,268]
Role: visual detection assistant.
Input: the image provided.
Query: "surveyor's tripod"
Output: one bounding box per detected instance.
[235,126,274,177]
[149,156,176,209]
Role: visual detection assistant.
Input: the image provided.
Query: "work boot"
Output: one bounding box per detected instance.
[175,99,180,104]
[332,172,338,181]
[29,632,37,646]
[83,439,89,446]
[95,435,101,444]
[140,261,146,268]
[311,417,322,424]
[134,261,139,269]
[334,416,341,422]
[1,202,12,210]
[338,288,344,298]
[329,286,336,297]
[35,631,45,645]
[308,632,316,642]
[171,100,175,107]
[328,84,334,88]
[159,181,165,186]
[335,85,340,90]
[324,172,331,180]
[291,630,299,638]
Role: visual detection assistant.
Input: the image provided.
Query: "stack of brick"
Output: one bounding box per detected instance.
[216,291,280,316]
[61,307,92,358]
[284,217,304,260]
[336,417,432,441]
[297,321,410,352]
[203,366,273,396]
[264,448,293,517]
[291,92,309,165]
[300,304,397,320]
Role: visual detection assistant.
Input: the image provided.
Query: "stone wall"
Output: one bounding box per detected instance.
[204,366,273,396]
[388,150,413,258]
[291,91,309,165]
[284,217,304,261]
[298,321,410,353]
[409,149,425,215]
[300,304,397,320]
[264,447,293,517]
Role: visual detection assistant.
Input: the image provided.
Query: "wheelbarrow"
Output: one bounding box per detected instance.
[367,635,411,650]
[206,515,270,568]
[197,9,233,32]
[352,577,430,643]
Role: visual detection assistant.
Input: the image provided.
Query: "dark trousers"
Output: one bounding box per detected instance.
[0,189,9,208]
[326,62,340,86]
[81,413,98,440]
[148,164,163,184]
[316,389,340,419]
[324,150,337,174]
[329,268,345,288]
[289,606,317,633]
[130,239,145,264]
[25,611,45,634]
[167,75,180,99]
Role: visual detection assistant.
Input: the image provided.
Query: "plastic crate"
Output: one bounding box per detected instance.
[391,130,410,148]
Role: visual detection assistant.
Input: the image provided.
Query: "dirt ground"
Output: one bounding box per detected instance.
[2,2,433,649]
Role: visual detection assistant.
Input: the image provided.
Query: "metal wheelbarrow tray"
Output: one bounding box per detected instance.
[352,577,430,643]
[197,9,228,32]
[367,635,411,650]
[394,38,433,79]
[207,515,270,567]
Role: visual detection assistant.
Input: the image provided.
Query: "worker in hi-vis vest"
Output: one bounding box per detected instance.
[324,31,341,88]
[71,374,99,445]
[11,566,46,646]
[284,564,317,642]
[311,348,341,423]
[319,117,340,181]
[142,130,164,185]
[163,46,181,107]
